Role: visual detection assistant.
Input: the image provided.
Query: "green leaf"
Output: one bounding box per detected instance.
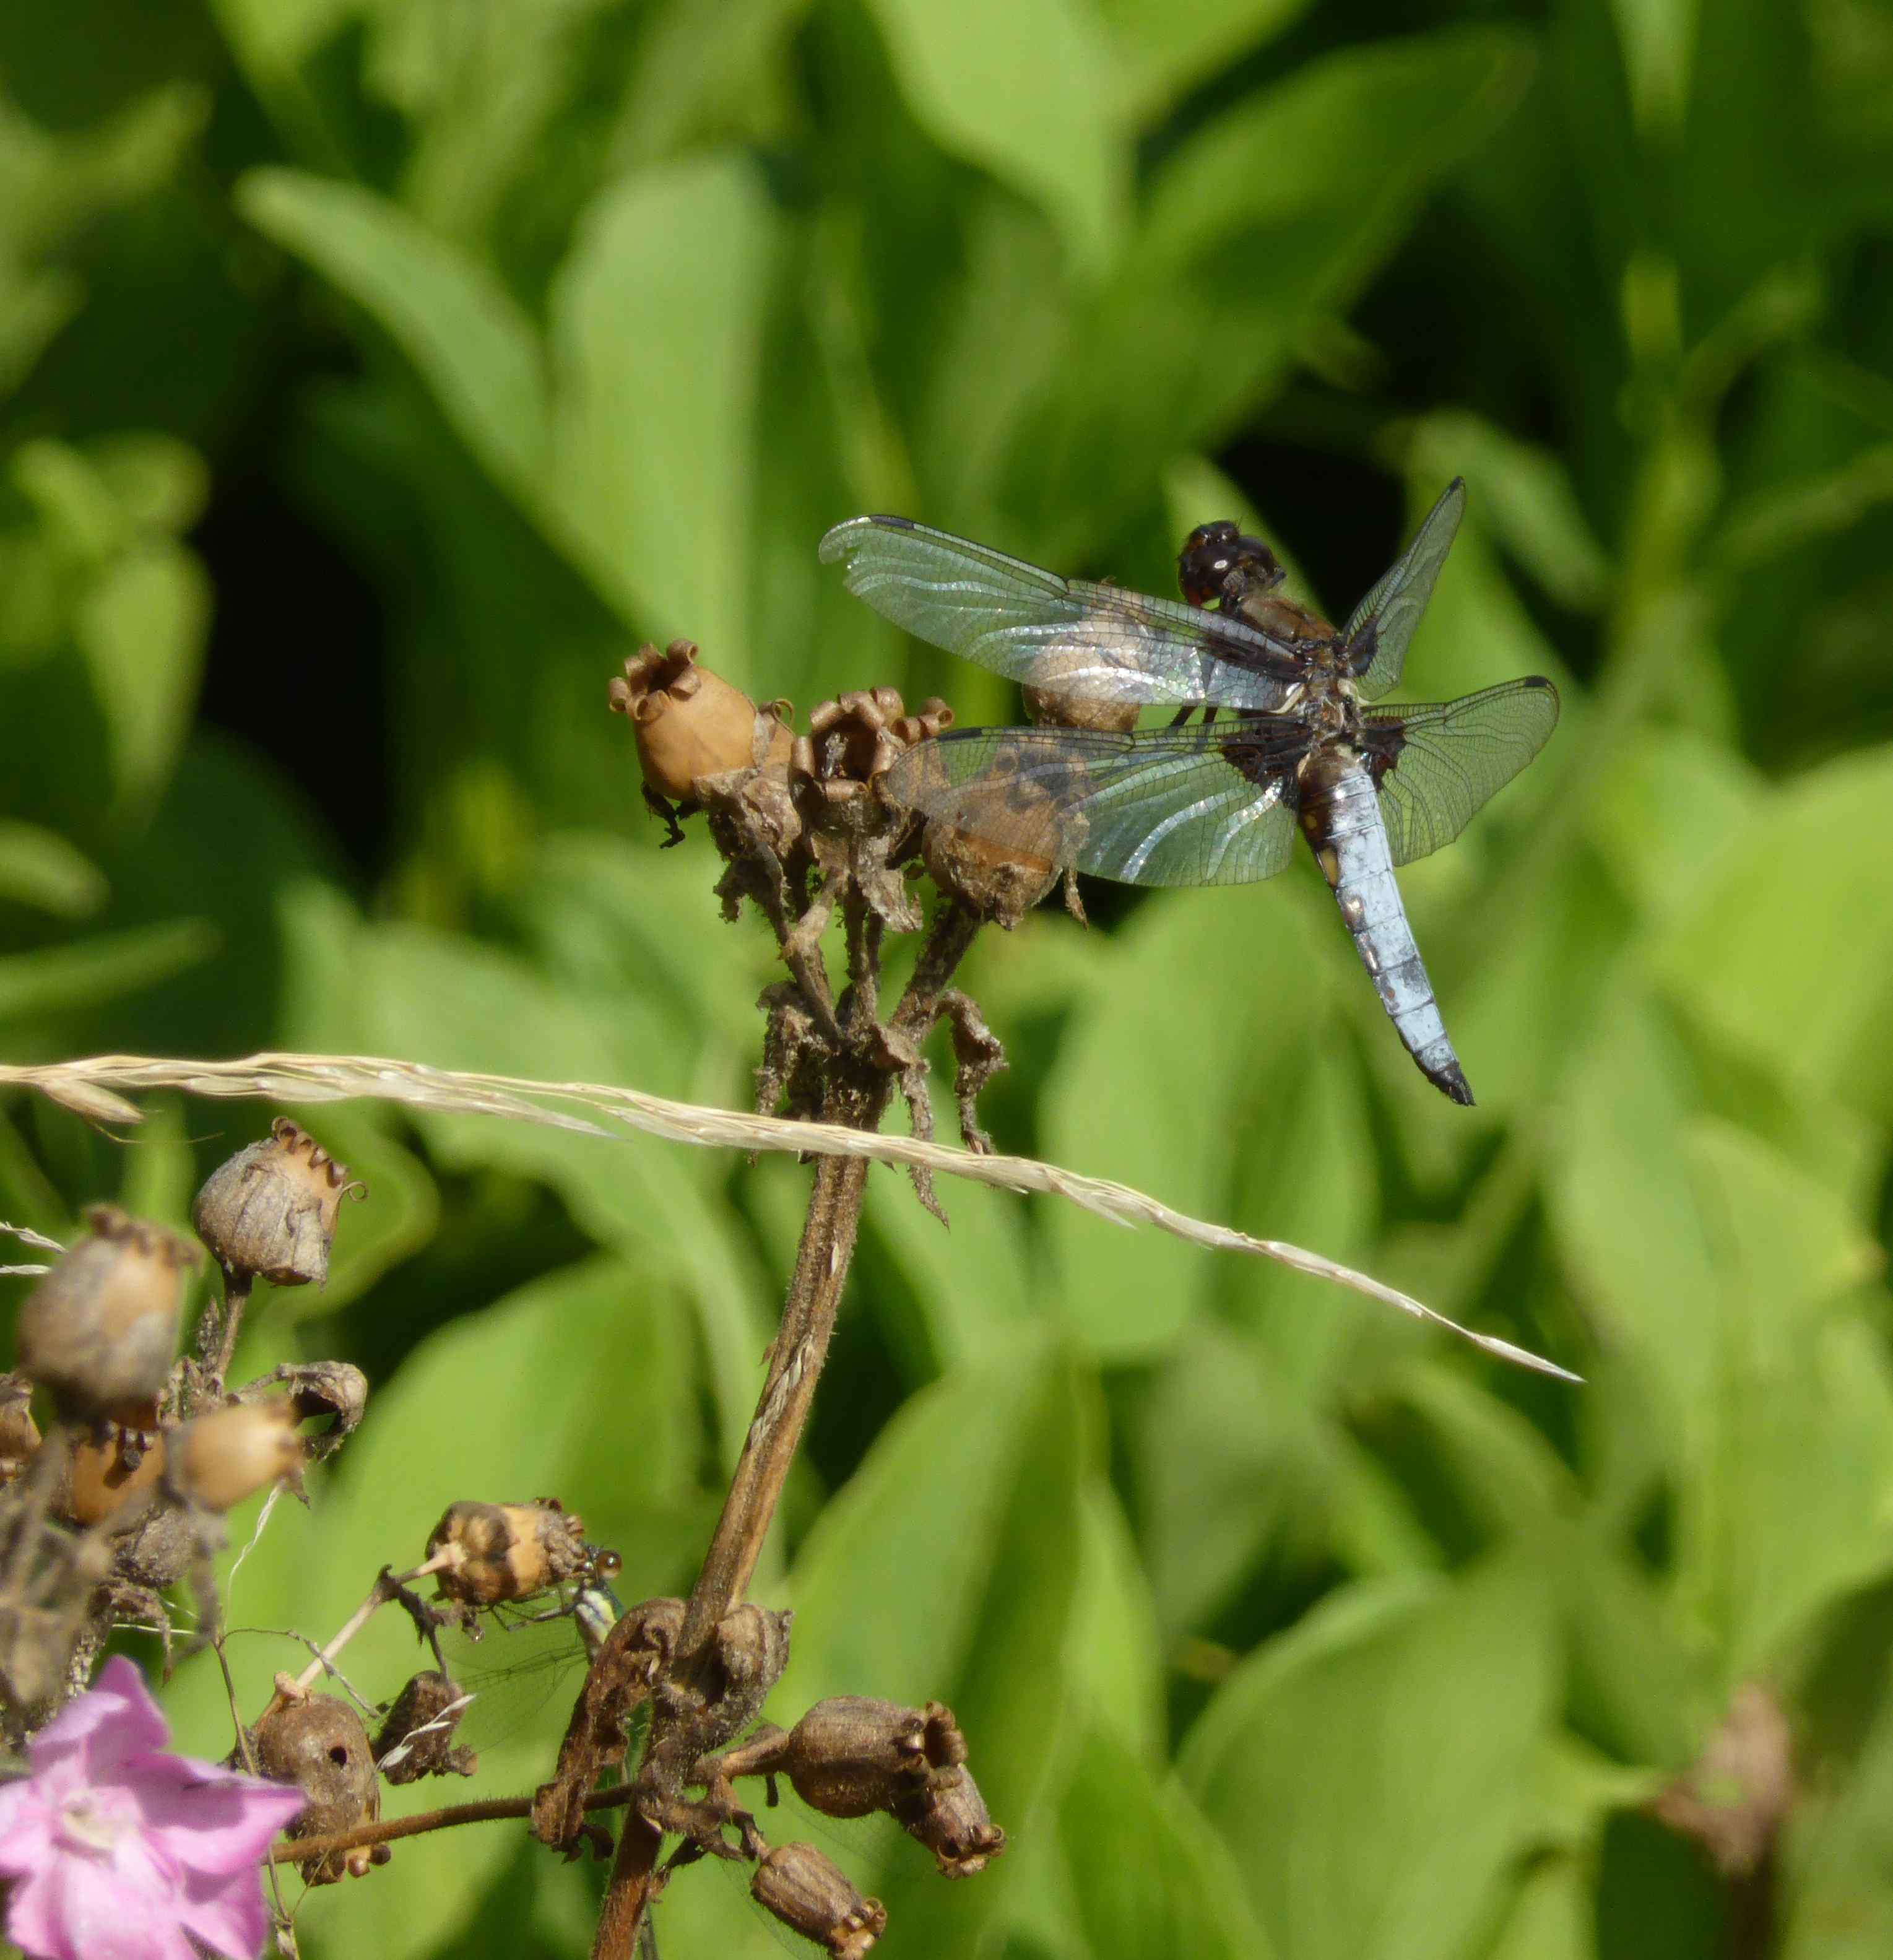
[1486,1854,1600,1960]
[1411,412,1611,610]
[1096,0,1311,124]
[548,155,778,679]
[1649,746,1893,1111]
[0,822,106,917]
[0,917,215,1026]
[236,168,552,501]
[1180,1556,1557,1960]
[350,922,773,1462]
[1068,1481,1166,1760]
[861,0,1128,271]
[76,542,209,810]
[1039,877,1334,1360]
[1057,1721,1276,1960]
[1143,28,1531,273]
[1546,982,1722,1460]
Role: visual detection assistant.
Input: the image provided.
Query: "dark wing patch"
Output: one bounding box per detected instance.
[1360,676,1559,867]
[820,514,1309,711]
[882,722,1305,888]
[1341,479,1466,700]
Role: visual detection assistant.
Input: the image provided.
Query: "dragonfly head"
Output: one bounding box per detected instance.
[1178,519,1285,610]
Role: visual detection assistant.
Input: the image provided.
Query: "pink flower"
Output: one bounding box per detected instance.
[0,1656,305,1960]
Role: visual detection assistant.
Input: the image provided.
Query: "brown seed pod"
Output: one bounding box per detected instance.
[609,639,792,802]
[0,1372,40,1486]
[193,1117,360,1290]
[167,1398,305,1512]
[750,1842,886,1960]
[59,1424,167,1526]
[771,1697,962,1821]
[371,1670,477,1784]
[14,1207,197,1421]
[892,1758,1005,1876]
[910,735,1067,928]
[424,1498,593,1607]
[791,690,953,810]
[253,1691,383,1883]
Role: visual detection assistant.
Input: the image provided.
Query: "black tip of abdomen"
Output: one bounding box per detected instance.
[1428,1057,1475,1106]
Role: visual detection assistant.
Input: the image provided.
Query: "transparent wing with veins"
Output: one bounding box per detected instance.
[881,722,1304,888]
[818,515,1310,711]
[1342,477,1466,700]
[1361,677,1561,866]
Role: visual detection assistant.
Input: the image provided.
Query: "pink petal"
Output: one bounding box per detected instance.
[30,1659,170,1777]
[0,1779,56,1871]
[128,1756,303,1876]
[176,1860,277,1960]
[4,1847,195,1960]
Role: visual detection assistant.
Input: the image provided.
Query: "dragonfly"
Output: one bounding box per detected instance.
[818,480,1559,1103]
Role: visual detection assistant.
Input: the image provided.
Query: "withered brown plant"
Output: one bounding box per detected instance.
[572,657,1037,1958]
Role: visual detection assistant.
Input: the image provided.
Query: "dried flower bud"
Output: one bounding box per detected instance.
[610,640,792,802]
[773,1698,961,1821]
[253,1691,383,1882]
[750,1842,886,1960]
[372,1670,477,1784]
[167,1398,305,1512]
[193,1117,360,1290]
[425,1498,592,1607]
[59,1424,167,1525]
[0,1372,40,1485]
[893,1759,1005,1876]
[14,1207,196,1421]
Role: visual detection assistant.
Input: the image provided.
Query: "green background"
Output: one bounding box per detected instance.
[4,0,1893,1954]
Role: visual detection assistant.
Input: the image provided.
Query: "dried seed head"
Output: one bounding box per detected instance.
[0,1373,40,1486]
[610,640,791,802]
[905,736,1066,927]
[14,1207,197,1421]
[193,1117,360,1290]
[372,1670,477,1785]
[893,1759,1005,1877]
[791,689,954,810]
[253,1691,383,1883]
[167,1398,305,1512]
[750,1842,886,1960]
[773,1698,962,1821]
[425,1498,592,1607]
[59,1424,167,1526]
[246,1358,368,1457]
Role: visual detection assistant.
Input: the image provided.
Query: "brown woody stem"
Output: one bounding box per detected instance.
[590,898,982,1960]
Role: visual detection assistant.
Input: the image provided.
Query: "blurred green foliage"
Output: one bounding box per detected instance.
[4,0,1893,1954]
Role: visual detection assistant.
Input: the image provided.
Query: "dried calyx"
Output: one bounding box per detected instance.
[251,1684,386,1883]
[167,1398,306,1513]
[14,1207,197,1422]
[372,1670,477,1784]
[193,1118,360,1291]
[0,1374,40,1486]
[425,1498,597,1608]
[751,1842,886,1960]
[789,690,953,810]
[704,1696,1005,1880]
[59,1424,167,1527]
[611,639,792,828]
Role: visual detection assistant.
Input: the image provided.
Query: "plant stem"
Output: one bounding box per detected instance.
[591,900,980,1960]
